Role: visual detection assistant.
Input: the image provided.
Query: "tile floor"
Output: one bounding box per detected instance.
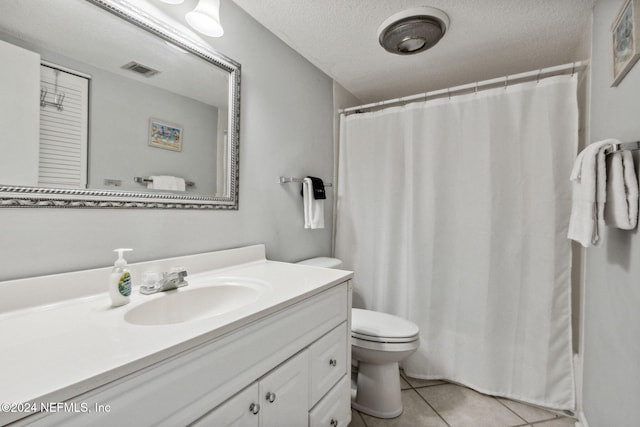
[349,371,576,427]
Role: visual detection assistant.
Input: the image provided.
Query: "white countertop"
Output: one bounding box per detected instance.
[0,246,352,425]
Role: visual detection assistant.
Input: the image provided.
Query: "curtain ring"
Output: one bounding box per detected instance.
[504,75,509,90]
[571,62,576,76]
[447,88,451,100]
[536,69,542,83]
[475,82,478,94]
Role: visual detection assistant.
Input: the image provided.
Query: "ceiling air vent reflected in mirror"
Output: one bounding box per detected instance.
[121,61,160,77]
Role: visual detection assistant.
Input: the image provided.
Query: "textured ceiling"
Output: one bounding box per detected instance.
[230,0,595,104]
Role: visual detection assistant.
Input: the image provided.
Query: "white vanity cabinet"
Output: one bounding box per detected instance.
[192,383,260,426]
[13,281,351,427]
[308,323,351,427]
[309,376,351,427]
[259,350,310,427]
[194,322,350,427]
[194,350,309,427]
[309,322,348,405]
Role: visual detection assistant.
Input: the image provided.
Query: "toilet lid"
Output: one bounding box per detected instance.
[352,308,419,342]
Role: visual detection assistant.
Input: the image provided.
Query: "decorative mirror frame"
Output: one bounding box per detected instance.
[0,0,240,209]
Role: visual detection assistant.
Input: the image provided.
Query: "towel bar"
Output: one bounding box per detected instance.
[279,176,333,187]
[605,141,640,155]
[134,176,195,187]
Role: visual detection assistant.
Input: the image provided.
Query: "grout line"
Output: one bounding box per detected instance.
[409,381,452,427]
[401,372,446,389]
[401,371,452,426]
[514,419,577,427]
[398,372,576,427]
[411,382,447,389]
[353,409,368,427]
[495,396,568,426]
[495,397,530,425]
[529,418,573,426]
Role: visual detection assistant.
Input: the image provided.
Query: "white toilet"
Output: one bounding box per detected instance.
[297,257,420,418]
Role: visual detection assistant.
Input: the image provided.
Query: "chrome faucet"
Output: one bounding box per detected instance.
[140,268,188,294]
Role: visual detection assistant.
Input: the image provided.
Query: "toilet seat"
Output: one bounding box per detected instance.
[352,335,420,352]
[352,308,419,343]
[352,331,419,344]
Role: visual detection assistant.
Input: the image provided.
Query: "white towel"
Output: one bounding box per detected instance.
[303,177,324,229]
[567,139,614,247]
[147,175,186,191]
[604,150,638,229]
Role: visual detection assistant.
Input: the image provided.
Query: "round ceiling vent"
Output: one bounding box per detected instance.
[377,6,449,55]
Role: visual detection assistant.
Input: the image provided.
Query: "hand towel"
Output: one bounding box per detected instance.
[299,176,327,199]
[307,176,326,199]
[303,177,324,229]
[604,150,639,229]
[567,139,615,247]
[147,175,186,191]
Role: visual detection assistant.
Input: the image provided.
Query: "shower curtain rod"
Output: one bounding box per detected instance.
[339,61,588,115]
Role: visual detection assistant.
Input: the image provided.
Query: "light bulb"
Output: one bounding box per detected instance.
[186,0,224,37]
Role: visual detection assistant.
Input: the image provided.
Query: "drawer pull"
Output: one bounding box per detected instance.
[329,358,337,367]
[249,403,260,415]
[265,391,277,403]
[330,418,339,426]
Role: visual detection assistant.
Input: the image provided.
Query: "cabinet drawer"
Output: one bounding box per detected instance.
[309,322,347,405]
[309,375,351,427]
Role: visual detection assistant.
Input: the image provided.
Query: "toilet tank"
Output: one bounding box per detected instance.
[297,257,342,269]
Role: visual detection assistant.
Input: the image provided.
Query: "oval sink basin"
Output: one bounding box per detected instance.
[125,278,269,326]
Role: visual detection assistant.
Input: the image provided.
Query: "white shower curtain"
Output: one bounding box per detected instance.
[335,75,577,410]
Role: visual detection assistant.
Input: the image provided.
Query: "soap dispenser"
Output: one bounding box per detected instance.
[109,248,133,307]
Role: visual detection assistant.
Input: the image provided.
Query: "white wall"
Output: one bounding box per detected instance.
[582,0,640,425]
[0,0,334,280]
[89,69,219,193]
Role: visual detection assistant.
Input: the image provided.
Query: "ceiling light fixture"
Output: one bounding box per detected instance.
[377,6,449,55]
[186,0,224,37]
[157,0,185,4]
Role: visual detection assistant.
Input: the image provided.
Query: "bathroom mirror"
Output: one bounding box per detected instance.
[0,0,240,209]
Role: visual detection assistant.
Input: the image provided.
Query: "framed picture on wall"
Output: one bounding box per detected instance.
[611,0,640,86]
[148,118,183,152]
